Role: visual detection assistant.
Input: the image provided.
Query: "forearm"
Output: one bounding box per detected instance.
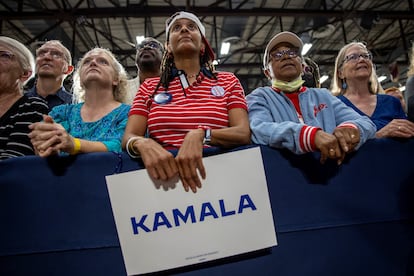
[122,115,148,149]
[72,139,108,154]
[208,126,251,148]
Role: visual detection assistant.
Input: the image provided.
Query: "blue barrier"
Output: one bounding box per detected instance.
[1,139,413,275]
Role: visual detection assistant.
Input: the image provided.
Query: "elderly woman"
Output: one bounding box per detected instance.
[331,42,414,138]
[0,36,48,160]
[29,47,130,156]
[247,31,376,165]
[123,11,250,193]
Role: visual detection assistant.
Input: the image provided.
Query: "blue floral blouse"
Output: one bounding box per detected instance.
[49,103,130,152]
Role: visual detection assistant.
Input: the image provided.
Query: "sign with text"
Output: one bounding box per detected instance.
[106,147,277,275]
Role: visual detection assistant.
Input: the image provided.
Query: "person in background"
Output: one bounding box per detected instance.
[302,57,321,88]
[29,47,130,157]
[331,41,414,139]
[384,86,406,112]
[407,95,414,122]
[25,40,74,110]
[126,37,164,104]
[405,46,414,122]
[123,11,250,193]
[405,45,414,105]
[247,32,376,166]
[0,36,48,160]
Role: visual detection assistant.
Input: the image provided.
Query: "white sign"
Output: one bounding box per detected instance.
[106,147,277,275]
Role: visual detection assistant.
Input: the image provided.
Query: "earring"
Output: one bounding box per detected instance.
[342,79,347,90]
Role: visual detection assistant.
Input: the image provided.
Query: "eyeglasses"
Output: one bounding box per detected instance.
[0,50,14,61]
[37,49,64,60]
[343,53,372,64]
[269,49,299,61]
[138,41,162,51]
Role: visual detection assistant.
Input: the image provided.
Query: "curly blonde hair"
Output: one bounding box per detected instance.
[72,47,128,103]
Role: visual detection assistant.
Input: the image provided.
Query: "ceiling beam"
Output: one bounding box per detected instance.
[2,6,414,20]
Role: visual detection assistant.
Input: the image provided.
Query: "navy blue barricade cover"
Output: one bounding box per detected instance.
[1,139,414,275]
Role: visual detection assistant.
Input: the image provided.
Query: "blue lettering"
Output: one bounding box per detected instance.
[130,194,257,234]
[131,215,151,234]
[173,205,196,226]
[238,194,257,213]
[153,212,172,231]
[199,202,219,221]
[219,199,236,217]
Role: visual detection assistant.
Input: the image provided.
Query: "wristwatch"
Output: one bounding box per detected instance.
[198,125,212,145]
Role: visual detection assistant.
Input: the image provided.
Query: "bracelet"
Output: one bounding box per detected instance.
[70,138,81,155]
[126,136,142,158]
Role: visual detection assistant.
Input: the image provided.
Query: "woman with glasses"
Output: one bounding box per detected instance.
[123,11,250,193]
[29,47,130,157]
[247,32,376,165]
[0,36,48,160]
[331,42,414,138]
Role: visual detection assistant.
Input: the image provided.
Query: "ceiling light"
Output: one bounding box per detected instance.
[302,43,313,56]
[320,75,329,84]
[135,36,145,46]
[220,42,231,56]
[378,75,387,83]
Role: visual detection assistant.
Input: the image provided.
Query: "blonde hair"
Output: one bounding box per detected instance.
[0,36,35,91]
[331,41,383,95]
[407,45,414,77]
[72,47,128,103]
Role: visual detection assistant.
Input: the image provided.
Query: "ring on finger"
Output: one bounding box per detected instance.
[398,126,401,130]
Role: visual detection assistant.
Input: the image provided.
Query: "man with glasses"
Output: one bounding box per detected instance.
[126,37,164,104]
[246,31,376,165]
[25,40,74,110]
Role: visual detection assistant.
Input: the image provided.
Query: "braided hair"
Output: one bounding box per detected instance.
[154,44,217,93]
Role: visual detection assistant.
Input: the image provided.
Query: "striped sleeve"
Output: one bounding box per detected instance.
[0,96,48,160]
[299,125,321,152]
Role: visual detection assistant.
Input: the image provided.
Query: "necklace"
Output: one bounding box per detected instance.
[187,72,199,78]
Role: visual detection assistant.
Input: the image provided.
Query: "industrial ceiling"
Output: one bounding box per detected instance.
[1,0,413,93]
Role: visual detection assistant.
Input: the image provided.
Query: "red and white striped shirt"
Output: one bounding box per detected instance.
[129,71,247,148]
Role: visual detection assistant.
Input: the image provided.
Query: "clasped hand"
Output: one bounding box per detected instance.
[315,127,360,165]
[136,129,206,193]
[28,115,74,157]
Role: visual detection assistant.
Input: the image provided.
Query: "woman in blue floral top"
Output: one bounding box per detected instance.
[29,47,130,156]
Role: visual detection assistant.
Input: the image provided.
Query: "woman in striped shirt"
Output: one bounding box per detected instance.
[0,36,48,160]
[123,11,251,193]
